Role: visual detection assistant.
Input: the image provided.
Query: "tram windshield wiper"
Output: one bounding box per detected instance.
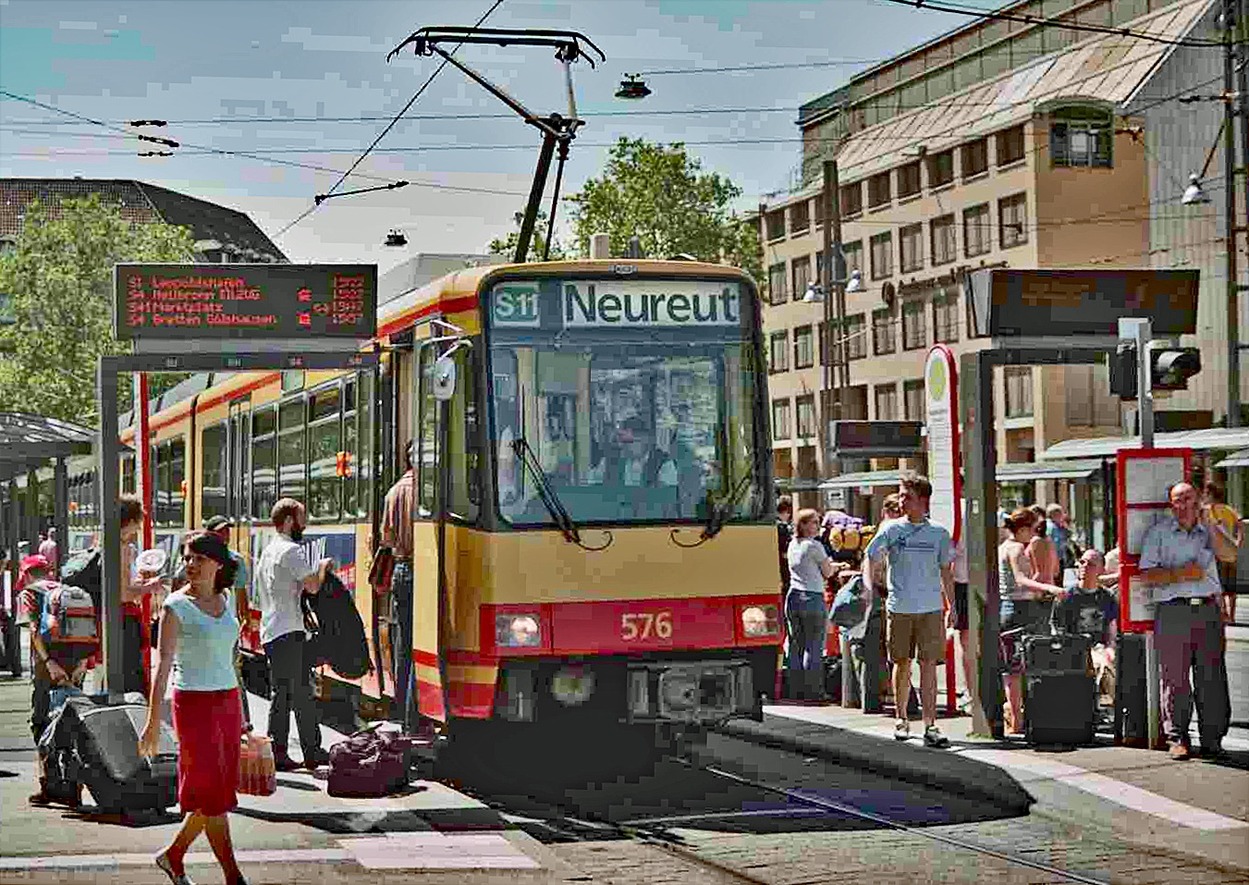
[672,472,752,548]
[511,435,612,551]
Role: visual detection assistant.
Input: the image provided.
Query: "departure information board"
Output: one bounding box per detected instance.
[114,264,377,340]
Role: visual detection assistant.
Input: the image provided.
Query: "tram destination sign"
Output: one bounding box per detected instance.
[114,263,377,341]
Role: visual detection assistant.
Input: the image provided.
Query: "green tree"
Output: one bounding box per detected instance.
[566,137,761,280]
[0,194,195,424]
[487,210,568,262]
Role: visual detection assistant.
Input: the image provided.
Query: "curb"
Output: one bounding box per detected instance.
[716,715,1035,815]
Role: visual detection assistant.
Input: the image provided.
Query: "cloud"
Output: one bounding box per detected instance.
[57,21,98,31]
[280,26,389,55]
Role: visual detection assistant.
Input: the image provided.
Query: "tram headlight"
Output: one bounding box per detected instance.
[550,665,595,706]
[739,604,779,638]
[496,613,541,648]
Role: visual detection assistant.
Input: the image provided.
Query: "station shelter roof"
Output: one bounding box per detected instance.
[0,412,96,483]
[1040,427,1249,461]
[809,458,1106,492]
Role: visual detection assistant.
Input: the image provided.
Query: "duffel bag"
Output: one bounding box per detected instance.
[327,724,413,798]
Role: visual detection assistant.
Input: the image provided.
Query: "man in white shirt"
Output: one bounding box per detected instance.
[255,497,333,771]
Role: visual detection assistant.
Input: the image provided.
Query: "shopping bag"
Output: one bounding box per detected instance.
[238,732,276,796]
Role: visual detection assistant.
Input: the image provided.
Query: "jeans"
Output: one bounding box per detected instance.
[785,591,827,699]
[263,631,322,760]
[389,561,414,726]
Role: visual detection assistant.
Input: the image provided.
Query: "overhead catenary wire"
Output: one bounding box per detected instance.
[271,0,507,240]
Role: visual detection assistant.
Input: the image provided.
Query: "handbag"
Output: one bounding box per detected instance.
[238,732,276,797]
[369,546,395,596]
[327,723,413,798]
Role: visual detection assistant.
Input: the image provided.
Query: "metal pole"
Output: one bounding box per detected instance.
[135,371,153,693]
[514,127,560,264]
[1226,0,1242,430]
[819,160,835,492]
[1124,316,1163,750]
[98,357,124,698]
[53,456,68,572]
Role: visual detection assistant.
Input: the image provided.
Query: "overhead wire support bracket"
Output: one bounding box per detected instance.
[387,26,605,263]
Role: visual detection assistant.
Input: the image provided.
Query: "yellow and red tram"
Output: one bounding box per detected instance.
[117,258,780,735]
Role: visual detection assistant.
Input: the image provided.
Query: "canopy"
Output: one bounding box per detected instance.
[1215,448,1249,469]
[1040,427,1249,461]
[816,458,1105,492]
[0,412,96,482]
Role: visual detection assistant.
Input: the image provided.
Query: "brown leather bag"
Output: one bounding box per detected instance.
[369,546,395,595]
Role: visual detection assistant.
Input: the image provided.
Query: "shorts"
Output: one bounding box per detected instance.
[887,610,944,662]
[1218,561,1239,594]
[999,598,1050,676]
[953,582,969,632]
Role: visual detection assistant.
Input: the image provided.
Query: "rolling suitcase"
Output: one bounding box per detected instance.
[1023,633,1096,746]
[64,700,179,813]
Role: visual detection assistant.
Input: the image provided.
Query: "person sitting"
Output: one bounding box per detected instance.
[588,416,678,488]
[1053,549,1118,715]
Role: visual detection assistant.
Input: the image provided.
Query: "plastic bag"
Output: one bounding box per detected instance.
[238,732,276,796]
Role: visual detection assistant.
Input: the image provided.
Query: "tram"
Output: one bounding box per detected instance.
[54,258,781,738]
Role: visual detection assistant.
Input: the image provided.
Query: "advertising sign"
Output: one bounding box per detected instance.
[114,263,377,340]
[924,345,961,543]
[1115,447,1191,633]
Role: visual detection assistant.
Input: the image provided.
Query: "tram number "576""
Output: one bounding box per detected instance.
[621,611,673,641]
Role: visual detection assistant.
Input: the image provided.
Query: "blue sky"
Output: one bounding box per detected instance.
[0,0,963,269]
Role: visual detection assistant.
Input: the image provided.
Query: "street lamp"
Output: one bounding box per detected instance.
[384,229,408,247]
[1181,173,1210,205]
[615,75,651,100]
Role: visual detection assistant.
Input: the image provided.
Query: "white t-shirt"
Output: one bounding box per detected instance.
[254,534,315,645]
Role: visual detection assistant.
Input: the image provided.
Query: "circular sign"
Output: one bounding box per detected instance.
[927,357,947,401]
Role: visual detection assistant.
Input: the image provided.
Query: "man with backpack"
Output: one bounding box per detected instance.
[17,554,98,804]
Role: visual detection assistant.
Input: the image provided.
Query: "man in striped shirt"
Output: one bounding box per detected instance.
[381,440,416,727]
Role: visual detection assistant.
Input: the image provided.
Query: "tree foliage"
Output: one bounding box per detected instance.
[0,194,196,425]
[487,210,568,262]
[566,138,761,280]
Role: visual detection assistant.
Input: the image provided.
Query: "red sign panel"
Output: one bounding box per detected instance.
[1114,447,1191,633]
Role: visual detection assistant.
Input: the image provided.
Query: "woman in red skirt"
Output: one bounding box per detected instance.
[140,531,248,885]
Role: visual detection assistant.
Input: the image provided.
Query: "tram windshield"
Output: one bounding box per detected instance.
[488,276,765,527]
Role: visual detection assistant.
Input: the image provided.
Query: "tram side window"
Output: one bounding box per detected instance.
[494,349,521,515]
[278,397,306,504]
[344,373,373,520]
[447,344,479,521]
[153,438,185,527]
[307,384,341,522]
[201,422,227,522]
[417,346,439,518]
[251,407,277,520]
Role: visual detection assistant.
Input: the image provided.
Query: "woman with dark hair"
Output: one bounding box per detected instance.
[999,508,1066,734]
[140,531,248,885]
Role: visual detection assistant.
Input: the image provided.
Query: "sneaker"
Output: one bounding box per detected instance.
[923,725,951,749]
[273,754,301,773]
[1167,742,1191,761]
[894,720,911,741]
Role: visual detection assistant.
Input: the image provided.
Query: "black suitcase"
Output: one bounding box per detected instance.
[1115,633,1148,746]
[65,700,179,813]
[1023,633,1096,746]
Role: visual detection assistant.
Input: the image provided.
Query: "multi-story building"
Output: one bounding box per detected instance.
[760,0,1234,517]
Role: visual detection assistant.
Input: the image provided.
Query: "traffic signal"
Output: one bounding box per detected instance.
[1109,342,1138,399]
[1150,346,1201,391]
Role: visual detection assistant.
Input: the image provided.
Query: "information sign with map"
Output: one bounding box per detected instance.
[114,263,377,341]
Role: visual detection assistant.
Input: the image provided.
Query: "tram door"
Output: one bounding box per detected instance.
[410,342,446,722]
[226,398,254,646]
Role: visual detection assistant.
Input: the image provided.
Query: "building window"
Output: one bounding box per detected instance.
[902,300,927,350]
[796,394,817,439]
[772,398,791,440]
[867,171,891,209]
[769,330,789,373]
[872,307,896,355]
[794,325,814,369]
[791,255,811,302]
[999,192,1028,249]
[766,209,786,241]
[928,149,955,188]
[1050,107,1112,168]
[903,379,925,422]
[897,161,921,199]
[930,214,956,265]
[900,224,923,273]
[933,290,960,344]
[840,182,862,218]
[997,124,1025,166]
[870,232,893,279]
[962,138,989,178]
[963,203,991,257]
[768,262,786,305]
[790,201,810,234]
[813,193,826,227]
[1005,367,1033,418]
[845,313,867,360]
[842,240,862,275]
[874,384,899,421]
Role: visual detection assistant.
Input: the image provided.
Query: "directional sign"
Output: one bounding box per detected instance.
[114,264,377,340]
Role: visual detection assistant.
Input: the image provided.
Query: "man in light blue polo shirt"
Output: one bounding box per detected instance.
[1138,482,1235,760]
[863,472,955,748]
